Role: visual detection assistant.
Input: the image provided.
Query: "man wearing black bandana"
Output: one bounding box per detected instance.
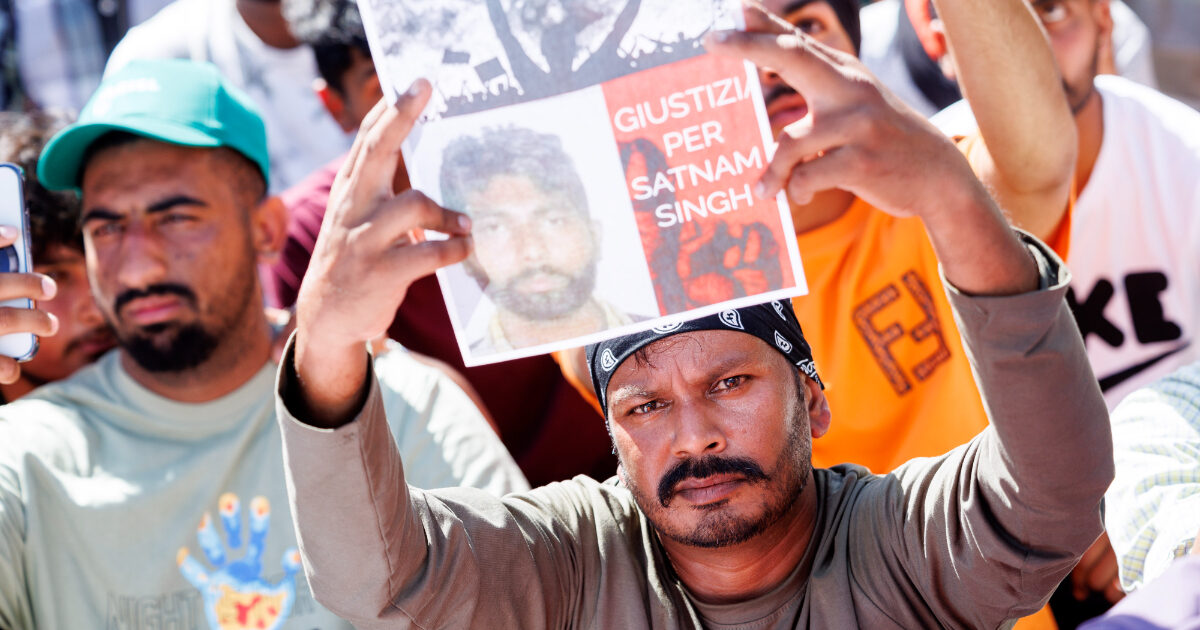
[275,5,1114,628]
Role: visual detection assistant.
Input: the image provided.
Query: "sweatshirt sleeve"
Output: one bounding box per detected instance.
[275,342,578,629]
[885,232,1115,627]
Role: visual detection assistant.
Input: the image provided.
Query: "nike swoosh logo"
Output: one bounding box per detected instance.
[1098,342,1192,392]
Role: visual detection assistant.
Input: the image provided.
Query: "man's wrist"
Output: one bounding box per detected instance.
[293,329,372,429]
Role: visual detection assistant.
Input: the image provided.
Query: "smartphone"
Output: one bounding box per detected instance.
[0,163,38,361]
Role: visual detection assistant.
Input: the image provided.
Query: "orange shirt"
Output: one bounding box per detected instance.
[794,199,990,472]
[796,194,1070,474]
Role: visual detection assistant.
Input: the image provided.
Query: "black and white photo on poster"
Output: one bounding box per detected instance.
[359,0,741,119]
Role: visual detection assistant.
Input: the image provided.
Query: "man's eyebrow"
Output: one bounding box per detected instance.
[782,0,823,15]
[80,196,208,225]
[701,355,755,384]
[79,207,121,225]
[146,195,207,214]
[608,384,658,410]
[607,353,757,409]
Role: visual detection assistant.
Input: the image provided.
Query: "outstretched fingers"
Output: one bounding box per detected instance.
[757,114,853,199]
[706,7,849,100]
[371,190,472,245]
[343,79,432,204]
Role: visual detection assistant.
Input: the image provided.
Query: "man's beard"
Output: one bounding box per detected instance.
[622,373,813,549]
[109,277,253,373]
[487,260,598,320]
[121,322,220,373]
[1065,47,1101,115]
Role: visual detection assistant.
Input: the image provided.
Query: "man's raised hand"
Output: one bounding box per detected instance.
[708,3,1036,296]
[293,82,472,426]
[0,226,57,384]
[709,3,977,220]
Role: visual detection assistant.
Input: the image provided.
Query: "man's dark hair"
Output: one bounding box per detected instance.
[829,0,862,54]
[0,111,83,262]
[282,0,372,93]
[440,126,589,218]
[796,0,861,54]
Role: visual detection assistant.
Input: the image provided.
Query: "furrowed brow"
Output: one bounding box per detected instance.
[79,207,122,225]
[146,195,207,214]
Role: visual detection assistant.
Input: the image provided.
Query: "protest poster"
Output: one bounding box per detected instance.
[358,0,808,366]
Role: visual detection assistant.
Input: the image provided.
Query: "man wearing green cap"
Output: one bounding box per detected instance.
[0,58,527,629]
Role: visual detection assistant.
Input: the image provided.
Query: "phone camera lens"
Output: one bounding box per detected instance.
[0,246,18,274]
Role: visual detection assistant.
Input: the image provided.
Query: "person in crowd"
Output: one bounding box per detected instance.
[859,0,1157,118]
[934,0,1200,411]
[103,0,351,191]
[440,125,639,354]
[0,110,115,404]
[1104,361,1200,593]
[275,0,616,486]
[0,58,526,629]
[555,2,1077,624]
[0,0,174,111]
[272,8,1113,626]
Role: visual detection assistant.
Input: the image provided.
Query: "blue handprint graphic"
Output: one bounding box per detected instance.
[177,493,302,629]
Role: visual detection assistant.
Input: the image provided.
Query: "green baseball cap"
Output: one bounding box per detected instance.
[38,58,270,192]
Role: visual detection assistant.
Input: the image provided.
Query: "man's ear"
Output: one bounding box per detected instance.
[928,19,956,82]
[801,372,832,439]
[1094,0,1115,51]
[251,195,289,265]
[315,78,356,133]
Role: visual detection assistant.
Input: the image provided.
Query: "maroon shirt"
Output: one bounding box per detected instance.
[265,157,615,486]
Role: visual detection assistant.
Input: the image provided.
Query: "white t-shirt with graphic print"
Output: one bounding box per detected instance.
[934,75,1200,409]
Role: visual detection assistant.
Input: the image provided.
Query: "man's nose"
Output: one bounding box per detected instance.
[115,226,169,292]
[513,224,550,263]
[670,401,728,459]
[759,64,785,91]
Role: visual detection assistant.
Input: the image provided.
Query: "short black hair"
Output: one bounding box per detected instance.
[440,126,589,219]
[787,0,861,54]
[0,110,83,262]
[282,0,372,93]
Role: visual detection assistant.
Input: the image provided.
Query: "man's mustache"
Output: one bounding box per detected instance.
[657,455,769,507]
[507,265,572,289]
[763,84,800,109]
[113,283,198,315]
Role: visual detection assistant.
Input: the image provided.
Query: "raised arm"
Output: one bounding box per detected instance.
[711,8,1110,624]
[710,7,1037,296]
[933,0,1077,241]
[278,86,558,625]
[290,82,470,428]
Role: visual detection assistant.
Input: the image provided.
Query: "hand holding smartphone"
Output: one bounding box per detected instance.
[0,163,61,382]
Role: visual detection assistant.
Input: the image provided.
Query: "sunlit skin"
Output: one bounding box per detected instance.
[755,0,861,233]
[607,330,831,604]
[1028,0,1111,189]
[0,246,115,401]
[79,140,286,402]
[465,173,609,347]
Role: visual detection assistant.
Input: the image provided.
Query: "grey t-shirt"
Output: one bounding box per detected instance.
[277,237,1115,629]
[0,345,527,629]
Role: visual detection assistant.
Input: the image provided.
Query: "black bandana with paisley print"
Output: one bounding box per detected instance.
[586,300,823,417]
